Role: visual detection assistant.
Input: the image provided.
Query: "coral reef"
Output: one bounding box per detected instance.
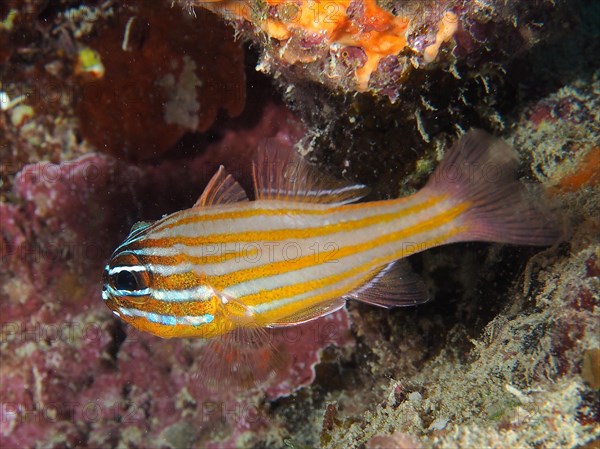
[188,0,419,94]
[184,0,570,100]
[1,0,599,448]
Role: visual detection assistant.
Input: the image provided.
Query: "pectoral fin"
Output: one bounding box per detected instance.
[191,325,285,397]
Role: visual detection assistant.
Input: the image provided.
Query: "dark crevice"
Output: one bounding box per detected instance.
[105,319,127,363]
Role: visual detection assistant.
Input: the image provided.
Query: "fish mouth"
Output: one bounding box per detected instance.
[101,268,123,307]
[101,285,121,307]
[101,266,113,303]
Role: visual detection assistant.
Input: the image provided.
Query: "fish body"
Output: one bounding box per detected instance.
[102,130,559,340]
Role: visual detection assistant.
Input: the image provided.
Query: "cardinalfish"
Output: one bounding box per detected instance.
[102,130,559,343]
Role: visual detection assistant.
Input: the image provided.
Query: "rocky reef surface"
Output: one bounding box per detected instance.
[1,0,599,448]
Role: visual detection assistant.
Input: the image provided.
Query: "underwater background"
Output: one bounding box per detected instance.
[0,0,598,448]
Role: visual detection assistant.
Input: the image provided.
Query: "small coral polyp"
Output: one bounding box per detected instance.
[192,0,456,93]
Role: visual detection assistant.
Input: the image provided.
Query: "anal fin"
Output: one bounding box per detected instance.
[267,298,346,328]
[344,261,429,308]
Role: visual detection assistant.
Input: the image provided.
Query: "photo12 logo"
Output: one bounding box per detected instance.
[1,321,108,345]
[199,400,263,424]
[15,159,103,186]
[0,399,145,425]
[1,240,105,266]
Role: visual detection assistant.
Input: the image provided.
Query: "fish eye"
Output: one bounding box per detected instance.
[107,267,150,294]
[105,252,151,299]
[113,270,141,291]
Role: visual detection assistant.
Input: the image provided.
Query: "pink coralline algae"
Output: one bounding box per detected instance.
[0,102,354,448]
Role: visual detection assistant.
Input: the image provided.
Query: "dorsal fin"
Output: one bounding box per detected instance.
[252,139,370,205]
[344,261,429,307]
[193,166,248,208]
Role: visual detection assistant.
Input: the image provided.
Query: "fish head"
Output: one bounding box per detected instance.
[102,220,229,339]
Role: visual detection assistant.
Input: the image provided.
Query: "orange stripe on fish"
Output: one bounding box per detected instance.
[248,227,464,325]
[137,195,446,248]
[208,201,468,296]
[152,192,421,233]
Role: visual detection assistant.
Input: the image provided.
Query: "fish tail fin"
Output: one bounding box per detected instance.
[425,129,564,246]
